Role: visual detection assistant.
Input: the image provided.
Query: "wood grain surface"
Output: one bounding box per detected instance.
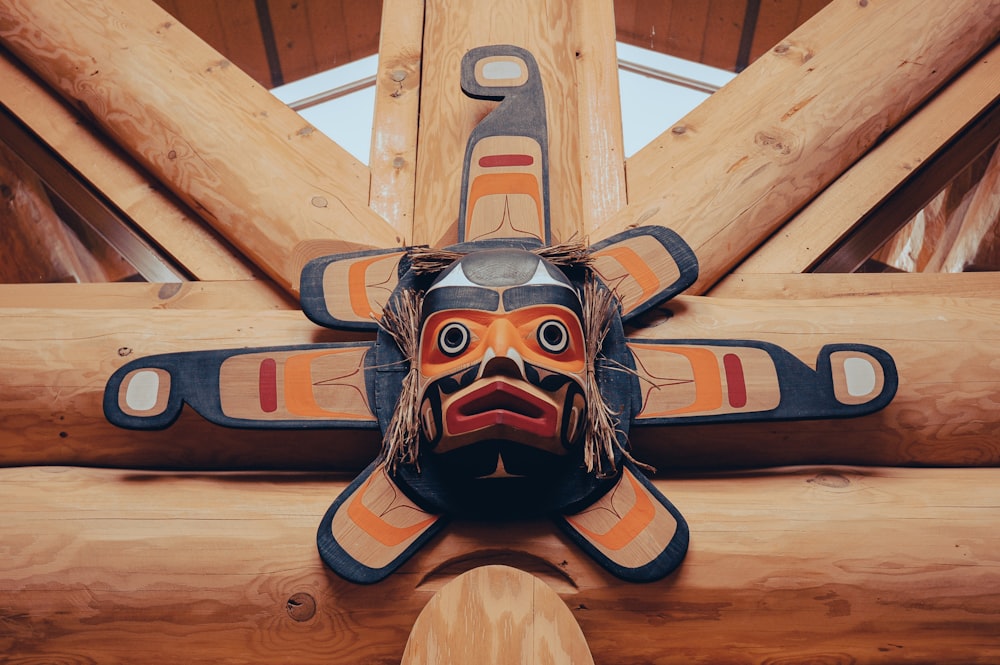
[597,0,1000,293]
[2,286,1000,470]
[400,565,594,664]
[1,465,997,664]
[0,0,403,296]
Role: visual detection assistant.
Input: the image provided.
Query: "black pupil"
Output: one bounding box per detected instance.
[443,325,465,350]
[542,322,565,349]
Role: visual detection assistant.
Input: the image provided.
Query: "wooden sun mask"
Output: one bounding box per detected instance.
[105,45,898,584]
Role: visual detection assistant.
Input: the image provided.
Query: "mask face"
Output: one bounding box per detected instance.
[414,249,588,481]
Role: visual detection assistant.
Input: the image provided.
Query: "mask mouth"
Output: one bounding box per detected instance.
[446,379,558,438]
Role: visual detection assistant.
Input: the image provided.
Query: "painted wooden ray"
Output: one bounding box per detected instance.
[105,343,377,430]
[457,45,550,245]
[630,341,897,424]
[104,43,899,587]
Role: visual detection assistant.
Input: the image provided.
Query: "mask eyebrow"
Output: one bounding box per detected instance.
[423,286,500,315]
[503,284,583,317]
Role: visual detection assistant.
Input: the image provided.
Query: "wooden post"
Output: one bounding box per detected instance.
[0,0,403,296]
[594,0,1000,293]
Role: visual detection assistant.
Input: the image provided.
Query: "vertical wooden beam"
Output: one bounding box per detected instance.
[368,0,424,239]
[0,0,403,297]
[412,0,624,246]
[602,0,1000,293]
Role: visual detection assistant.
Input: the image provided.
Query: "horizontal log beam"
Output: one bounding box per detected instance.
[0,0,403,296]
[595,0,1000,293]
[3,282,1000,469]
[2,465,998,663]
[709,271,1000,300]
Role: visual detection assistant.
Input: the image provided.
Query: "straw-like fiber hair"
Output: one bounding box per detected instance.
[379,244,640,476]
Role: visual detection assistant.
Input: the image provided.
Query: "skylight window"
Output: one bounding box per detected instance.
[271,44,735,164]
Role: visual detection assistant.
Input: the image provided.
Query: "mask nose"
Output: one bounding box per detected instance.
[477,319,525,379]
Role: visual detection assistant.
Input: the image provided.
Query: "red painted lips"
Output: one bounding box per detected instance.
[446,380,558,437]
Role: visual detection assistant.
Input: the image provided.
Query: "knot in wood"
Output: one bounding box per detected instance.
[286,592,316,621]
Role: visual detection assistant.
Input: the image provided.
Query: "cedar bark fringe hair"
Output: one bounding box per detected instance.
[580,277,622,477]
[377,288,423,473]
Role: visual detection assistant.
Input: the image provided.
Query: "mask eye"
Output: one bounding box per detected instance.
[537,320,569,354]
[437,322,471,357]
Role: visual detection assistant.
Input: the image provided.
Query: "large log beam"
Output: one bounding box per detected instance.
[594,0,1000,293]
[0,0,403,296]
[713,42,1000,281]
[3,277,1000,469]
[1,465,998,664]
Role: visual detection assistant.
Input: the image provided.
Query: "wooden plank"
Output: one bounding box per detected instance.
[413,0,622,246]
[0,0,402,297]
[0,51,279,287]
[2,465,998,663]
[606,0,1000,294]
[700,0,746,71]
[0,281,296,309]
[367,0,423,238]
[722,43,1000,278]
[4,287,1000,469]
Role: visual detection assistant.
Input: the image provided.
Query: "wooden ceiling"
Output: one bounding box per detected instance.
[153,0,832,89]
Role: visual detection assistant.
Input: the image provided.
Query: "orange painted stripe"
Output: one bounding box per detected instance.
[467,172,543,229]
[634,345,724,417]
[347,254,393,320]
[347,474,437,547]
[283,350,375,419]
[567,471,655,551]
[596,246,659,309]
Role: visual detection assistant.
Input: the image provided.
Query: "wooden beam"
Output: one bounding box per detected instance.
[367,0,423,238]
[4,285,1000,469]
[0,0,403,296]
[0,49,281,288]
[704,271,1000,300]
[2,465,998,663]
[412,0,625,246]
[718,42,1000,278]
[596,0,1000,293]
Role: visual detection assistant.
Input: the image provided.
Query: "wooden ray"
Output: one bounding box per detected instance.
[715,42,1000,281]
[412,0,625,247]
[3,282,1000,470]
[0,0,402,296]
[2,465,999,664]
[594,0,1000,293]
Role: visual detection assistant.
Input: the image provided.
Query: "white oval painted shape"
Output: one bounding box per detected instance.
[843,357,877,397]
[125,370,162,411]
[481,59,524,81]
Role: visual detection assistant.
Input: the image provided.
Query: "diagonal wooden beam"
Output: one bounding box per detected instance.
[2,465,999,663]
[0,0,403,296]
[715,43,1000,281]
[594,0,1000,294]
[0,49,276,286]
